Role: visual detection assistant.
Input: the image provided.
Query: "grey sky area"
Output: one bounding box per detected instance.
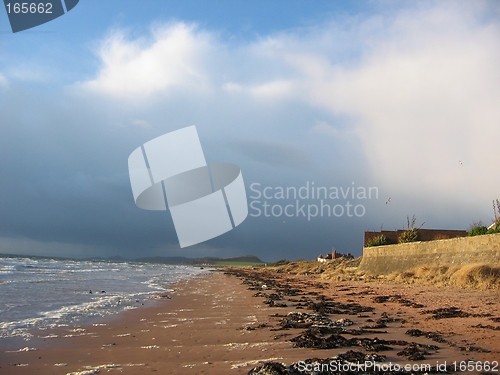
[0,1,499,261]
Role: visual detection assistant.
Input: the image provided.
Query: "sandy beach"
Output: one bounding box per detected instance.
[1,268,499,374]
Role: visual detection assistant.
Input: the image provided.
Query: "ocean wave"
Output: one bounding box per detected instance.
[0,257,207,340]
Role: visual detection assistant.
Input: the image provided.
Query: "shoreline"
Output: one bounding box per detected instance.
[1,269,499,374]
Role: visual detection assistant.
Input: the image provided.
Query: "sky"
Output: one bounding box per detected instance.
[0,0,499,262]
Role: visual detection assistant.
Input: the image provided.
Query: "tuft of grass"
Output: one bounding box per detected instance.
[273,258,363,281]
[366,234,387,247]
[267,258,500,290]
[398,228,420,243]
[389,263,500,289]
[450,264,500,289]
[398,215,423,243]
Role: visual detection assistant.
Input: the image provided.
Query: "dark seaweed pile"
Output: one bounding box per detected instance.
[221,269,465,375]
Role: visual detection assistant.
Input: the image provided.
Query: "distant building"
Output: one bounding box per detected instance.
[317,252,334,262]
[317,248,353,262]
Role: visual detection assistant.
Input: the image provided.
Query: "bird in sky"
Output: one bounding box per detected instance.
[385,197,391,204]
[459,160,463,166]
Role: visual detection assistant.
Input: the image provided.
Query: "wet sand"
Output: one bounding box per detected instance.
[1,269,499,374]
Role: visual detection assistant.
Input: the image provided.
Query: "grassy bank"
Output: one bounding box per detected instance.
[267,258,500,290]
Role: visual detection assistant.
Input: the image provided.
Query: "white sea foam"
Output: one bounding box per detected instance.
[0,256,207,340]
[5,346,37,353]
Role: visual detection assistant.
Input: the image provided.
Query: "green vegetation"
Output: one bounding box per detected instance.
[211,261,263,266]
[468,222,488,236]
[488,225,500,234]
[193,255,264,266]
[468,200,500,236]
[398,215,423,243]
[398,228,419,243]
[366,234,387,247]
[488,199,500,234]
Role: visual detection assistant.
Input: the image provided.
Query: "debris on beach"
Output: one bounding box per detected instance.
[277,287,302,296]
[265,299,288,307]
[423,306,491,320]
[248,361,288,375]
[278,312,332,329]
[290,330,350,349]
[421,307,470,319]
[345,288,376,296]
[247,350,454,374]
[290,330,397,351]
[361,312,405,329]
[273,333,291,340]
[338,350,386,362]
[372,295,425,308]
[471,323,500,330]
[458,344,491,352]
[308,300,374,315]
[405,329,446,343]
[227,267,483,375]
[396,342,439,361]
[241,323,269,331]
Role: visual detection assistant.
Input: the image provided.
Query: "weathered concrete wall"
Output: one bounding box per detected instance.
[359,233,500,275]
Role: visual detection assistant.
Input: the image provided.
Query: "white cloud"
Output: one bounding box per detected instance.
[80,2,500,210]
[222,79,295,99]
[249,80,295,98]
[222,82,244,93]
[262,2,500,205]
[130,119,150,128]
[3,1,499,259]
[82,23,213,98]
[10,68,49,83]
[310,121,341,137]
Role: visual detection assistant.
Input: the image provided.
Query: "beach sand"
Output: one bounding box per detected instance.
[1,269,499,374]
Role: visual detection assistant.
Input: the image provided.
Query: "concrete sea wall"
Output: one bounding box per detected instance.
[359,233,500,275]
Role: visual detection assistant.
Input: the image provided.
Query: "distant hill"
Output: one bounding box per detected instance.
[192,255,264,265]
[135,255,264,265]
[134,256,192,264]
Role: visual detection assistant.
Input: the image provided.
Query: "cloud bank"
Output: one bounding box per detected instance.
[82,1,500,209]
[1,1,499,260]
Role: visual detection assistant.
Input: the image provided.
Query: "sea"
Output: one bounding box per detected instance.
[0,254,207,343]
